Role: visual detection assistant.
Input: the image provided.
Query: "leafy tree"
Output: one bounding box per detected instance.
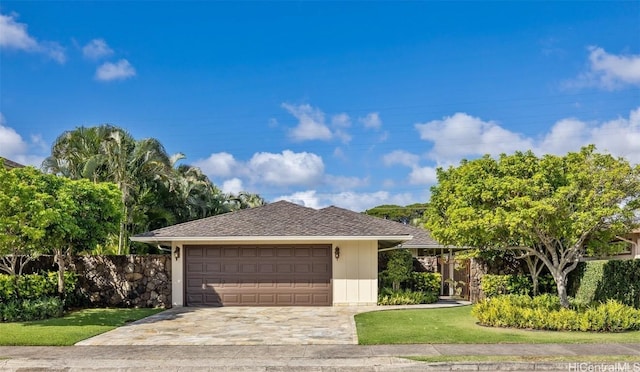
[425,146,640,307]
[2,163,121,296]
[0,164,55,277]
[365,203,428,225]
[383,249,414,291]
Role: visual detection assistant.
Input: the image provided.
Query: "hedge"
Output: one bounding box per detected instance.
[472,294,640,332]
[569,259,640,308]
[0,272,77,302]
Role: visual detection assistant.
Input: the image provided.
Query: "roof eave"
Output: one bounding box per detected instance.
[130,235,414,243]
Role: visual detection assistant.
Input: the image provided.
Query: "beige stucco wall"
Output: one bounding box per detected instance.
[169,239,379,307]
[332,240,378,306]
[171,242,184,307]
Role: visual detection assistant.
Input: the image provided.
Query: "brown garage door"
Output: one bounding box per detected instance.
[185,244,332,306]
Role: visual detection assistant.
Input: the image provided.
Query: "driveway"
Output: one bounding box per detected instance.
[76,300,470,346]
[76,306,363,346]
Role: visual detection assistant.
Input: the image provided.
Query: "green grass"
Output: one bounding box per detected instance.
[0,307,163,346]
[355,306,640,344]
[406,355,640,363]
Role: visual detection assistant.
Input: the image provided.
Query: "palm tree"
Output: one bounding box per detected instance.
[44,125,176,254]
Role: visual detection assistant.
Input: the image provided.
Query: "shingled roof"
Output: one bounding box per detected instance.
[131,200,442,249]
[1,157,25,170]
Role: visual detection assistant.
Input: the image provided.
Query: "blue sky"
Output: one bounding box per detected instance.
[1,1,639,211]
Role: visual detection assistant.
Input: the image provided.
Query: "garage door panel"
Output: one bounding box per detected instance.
[185,244,331,306]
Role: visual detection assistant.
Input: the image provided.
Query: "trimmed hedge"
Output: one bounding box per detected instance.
[569,259,640,308]
[472,294,640,332]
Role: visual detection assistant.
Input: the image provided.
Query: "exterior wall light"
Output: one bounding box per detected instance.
[174,246,180,261]
[334,246,340,260]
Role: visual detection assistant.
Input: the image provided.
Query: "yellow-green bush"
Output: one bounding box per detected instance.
[472,295,640,332]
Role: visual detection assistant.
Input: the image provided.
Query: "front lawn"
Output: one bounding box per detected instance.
[355,306,640,344]
[0,308,163,346]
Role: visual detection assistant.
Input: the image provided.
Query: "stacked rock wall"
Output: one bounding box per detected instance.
[19,255,171,308]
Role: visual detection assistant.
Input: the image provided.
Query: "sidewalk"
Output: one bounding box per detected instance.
[1,343,639,371]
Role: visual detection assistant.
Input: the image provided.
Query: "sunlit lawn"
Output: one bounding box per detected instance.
[355,306,640,344]
[0,308,162,346]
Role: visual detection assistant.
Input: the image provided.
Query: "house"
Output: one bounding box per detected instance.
[1,157,24,170]
[612,228,640,259]
[131,200,446,307]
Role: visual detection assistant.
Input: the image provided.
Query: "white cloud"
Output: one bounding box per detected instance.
[415,112,534,164]
[0,113,46,166]
[193,152,238,178]
[538,118,588,155]
[416,108,640,166]
[360,112,382,130]
[588,108,640,164]
[275,189,415,212]
[221,178,244,194]
[408,166,437,185]
[83,38,113,60]
[275,190,322,209]
[95,59,136,81]
[331,113,351,128]
[283,103,333,141]
[196,150,326,188]
[382,150,419,167]
[0,12,66,63]
[248,150,324,187]
[568,46,640,90]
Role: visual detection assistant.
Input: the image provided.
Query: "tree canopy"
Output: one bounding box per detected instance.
[365,203,428,225]
[424,146,640,307]
[42,124,266,254]
[0,162,121,290]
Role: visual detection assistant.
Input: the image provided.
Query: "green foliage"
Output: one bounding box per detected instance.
[574,260,606,306]
[481,274,531,297]
[365,203,428,225]
[378,288,438,305]
[570,259,640,309]
[0,297,63,322]
[381,249,414,291]
[424,146,640,307]
[0,165,57,275]
[0,272,77,302]
[472,295,640,332]
[42,124,265,255]
[408,272,441,294]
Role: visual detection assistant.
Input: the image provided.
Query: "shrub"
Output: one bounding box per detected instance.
[472,294,640,332]
[0,272,77,321]
[0,272,77,302]
[0,296,63,322]
[407,272,441,294]
[481,274,531,297]
[574,260,606,306]
[378,288,438,305]
[569,259,640,309]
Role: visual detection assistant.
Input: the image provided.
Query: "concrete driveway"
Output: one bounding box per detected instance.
[76,300,470,346]
[76,306,363,346]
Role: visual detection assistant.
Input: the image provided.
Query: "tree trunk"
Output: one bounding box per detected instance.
[532,275,539,296]
[554,272,570,308]
[55,248,65,300]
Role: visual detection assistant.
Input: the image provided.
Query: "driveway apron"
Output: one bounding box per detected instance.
[76,306,361,346]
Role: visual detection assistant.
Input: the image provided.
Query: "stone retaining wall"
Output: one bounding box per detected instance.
[21,255,171,308]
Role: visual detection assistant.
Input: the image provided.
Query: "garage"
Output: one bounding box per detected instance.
[131,200,432,307]
[185,244,332,306]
